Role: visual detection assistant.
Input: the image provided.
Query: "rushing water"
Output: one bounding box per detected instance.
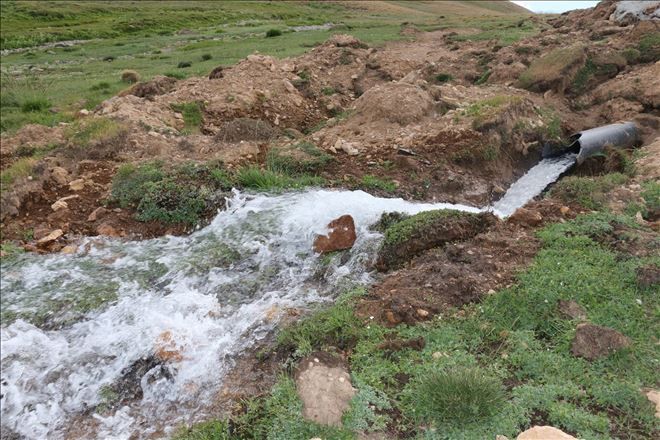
[492,154,577,217]
[0,154,576,439]
[0,190,480,439]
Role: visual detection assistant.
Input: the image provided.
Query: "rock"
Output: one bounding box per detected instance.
[36,229,63,247]
[571,323,631,360]
[51,200,69,212]
[560,206,570,215]
[87,206,109,222]
[508,208,543,227]
[296,355,355,426]
[334,138,360,156]
[558,299,587,320]
[96,223,121,237]
[416,308,429,318]
[208,65,224,79]
[645,389,660,418]
[313,215,357,254]
[385,310,399,325]
[496,436,510,440]
[154,330,183,363]
[50,167,69,185]
[517,426,576,439]
[60,244,78,254]
[68,179,85,191]
[77,109,90,117]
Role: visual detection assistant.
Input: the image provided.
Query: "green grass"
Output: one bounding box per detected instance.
[382,209,465,248]
[1,1,534,134]
[360,175,396,193]
[266,141,333,175]
[66,117,125,147]
[434,73,453,83]
[170,102,203,134]
[448,17,538,46]
[236,166,324,192]
[0,157,36,189]
[550,173,629,210]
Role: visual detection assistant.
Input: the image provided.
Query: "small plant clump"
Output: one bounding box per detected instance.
[20,98,51,113]
[550,173,628,210]
[177,61,192,68]
[201,53,212,61]
[120,70,140,84]
[434,73,453,83]
[360,175,396,192]
[170,102,203,134]
[265,29,282,38]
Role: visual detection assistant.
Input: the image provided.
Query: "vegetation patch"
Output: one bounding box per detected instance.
[377,210,495,270]
[434,73,453,83]
[464,94,523,130]
[266,29,283,38]
[170,102,203,134]
[359,175,397,193]
[517,44,586,92]
[549,173,628,210]
[267,141,333,175]
[66,117,125,148]
[0,157,37,190]
[235,166,323,192]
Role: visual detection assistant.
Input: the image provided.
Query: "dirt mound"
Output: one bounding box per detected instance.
[125,75,178,100]
[0,124,65,159]
[214,118,279,143]
[571,323,631,360]
[376,210,497,271]
[353,82,435,125]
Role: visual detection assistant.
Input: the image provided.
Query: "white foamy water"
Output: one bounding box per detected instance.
[0,189,480,440]
[492,154,576,217]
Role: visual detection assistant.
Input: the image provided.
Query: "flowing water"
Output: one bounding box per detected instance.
[0,155,575,439]
[492,154,577,217]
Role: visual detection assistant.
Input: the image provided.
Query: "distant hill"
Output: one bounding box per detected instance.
[352,1,532,17]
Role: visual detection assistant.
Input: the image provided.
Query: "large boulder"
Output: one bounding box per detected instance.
[313,215,357,254]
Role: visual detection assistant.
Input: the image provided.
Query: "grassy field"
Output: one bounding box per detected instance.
[0,1,533,134]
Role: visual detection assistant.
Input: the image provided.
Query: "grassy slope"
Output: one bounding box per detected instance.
[0,1,532,134]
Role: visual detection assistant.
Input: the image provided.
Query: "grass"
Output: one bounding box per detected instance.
[360,175,396,193]
[448,17,538,46]
[66,117,124,147]
[1,1,534,134]
[0,157,36,190]
[236,166,324,192]
[517,44,586,91]
[434,73,453,83]
[170,102,203,134]
[410,368,505,426]
[550,173,628,210]
[267,141,333,175]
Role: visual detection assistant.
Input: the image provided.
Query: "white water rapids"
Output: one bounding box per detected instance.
[0,156,575,439]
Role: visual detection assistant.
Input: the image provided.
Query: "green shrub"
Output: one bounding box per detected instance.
[164,71,187,80]
[173,420,231,440]
[20,98,51,113]
[177,61,192,68]
[90,81,111,91]
[434,73,453,83]
[410,368,505,426]
[136,179,208,225]
[200,53,212,61]
[641,180,659,213]
[236,166,323,191]
[266,141,332,175]
[266,29,282,38]
[110,162,165,208]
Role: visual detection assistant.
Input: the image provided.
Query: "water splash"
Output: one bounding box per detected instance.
[1,190,479,439]
[492,154,576,217]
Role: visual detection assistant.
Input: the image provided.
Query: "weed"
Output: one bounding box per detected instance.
[89,81,111,91]
[177,61,192,68]
[408,368,505,426]
[266,29,282,38]
[164,71,187,80]
[360,175,396,192]
[173,420,231,440]
[267,141,333,175]
[120,70,140,84]
[235,167,323,192]
[517,45,586,91]
[339,48,352,65]
[200,53,212,61]
[638,32,660,63]
[170,102,203,134]
[321,87,336,96]
[0,157,36,189]
[20,98,51,113]
[641,180,659,214]
[434,73,453,83]
[0,243,25,260]
[475,69,491,85]
[136,179,208,225]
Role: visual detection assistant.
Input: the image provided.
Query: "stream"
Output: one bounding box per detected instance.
[0,156,576,439]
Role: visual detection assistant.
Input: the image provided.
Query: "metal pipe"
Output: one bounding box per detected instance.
[571,121,640,164]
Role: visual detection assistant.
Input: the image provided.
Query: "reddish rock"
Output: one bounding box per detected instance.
[313,215,356,254]
[87,207,109,222]
[96,223,121,237]
[571,323,631,360]
[36,229,63,248]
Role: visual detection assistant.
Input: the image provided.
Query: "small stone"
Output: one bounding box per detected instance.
[508,208,543,227]
[385,310,399,325]
[51,200,68,212]
[496,436,510,440]
[36,229,63,247]
[87,207,108,222]
[416,308,429,318]
[60,244,78,254]
[560,206,570,215]
[517,426,575,439]
[77,109,90,117]
[69,179,85,191]
[487,289,496,295]
[645,389,660,418]
[50,167,69,185]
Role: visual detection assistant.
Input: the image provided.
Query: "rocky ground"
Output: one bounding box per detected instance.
[1,1,659,439]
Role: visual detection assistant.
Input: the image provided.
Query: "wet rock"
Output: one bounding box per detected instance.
[313,215,357,254]
[296,354,355,426]
[154,330,184,363]
[517,426,576,439]
[558,299,587,320]
[50,166,69,185]
[571,323,631,360]
[96,223,121,237]
[508,207,543,227]
[645,389,660,418]
[87,206,108,222]
[36,229,63,247]
[60,244,78,255]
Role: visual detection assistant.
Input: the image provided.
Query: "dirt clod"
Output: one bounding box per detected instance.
[571,323,631,360]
